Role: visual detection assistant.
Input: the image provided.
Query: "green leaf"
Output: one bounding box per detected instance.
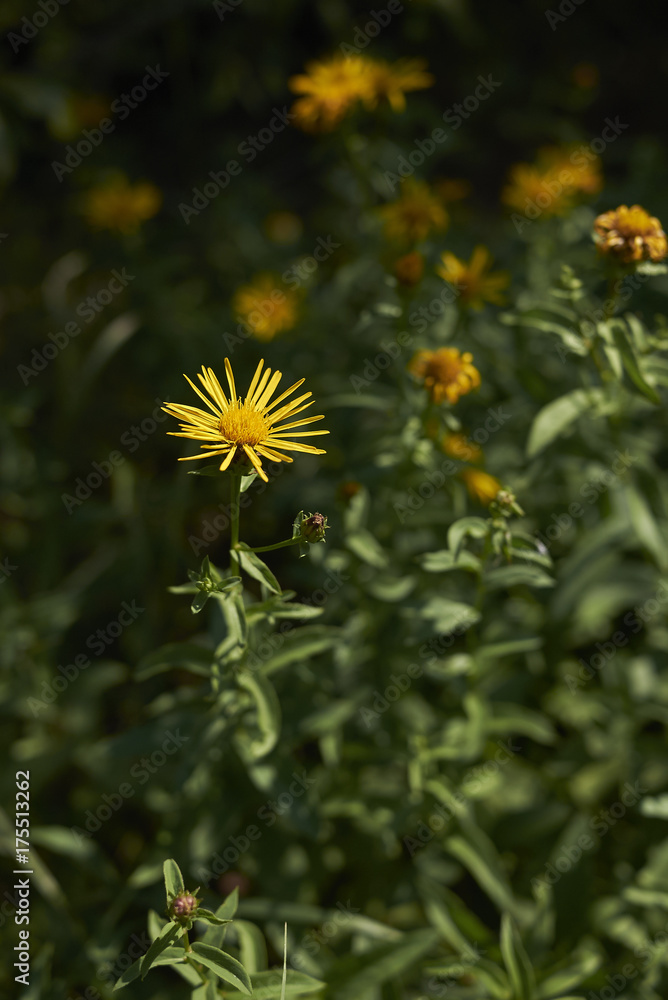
[190,942,253,994]
[527,388,605,457]
[221,970,325,1000]
[483,564,555,590]
[195,908,232,926]
[237,543,281,594]
[535,946,601,999]
[624,485,668,569]
[136,642,213,680]
[260,626,340,676]
[113,958,142,990]
[419,549,481,574]
[611,321,660,404]
[191,590,210,614]
[500,913,535,1000]
[140,921,182,979]
[203,887,239,947]
[326,929,439,1000]
[236,671,282,758]
[163,859,185,899]
[417,597,481,633]
[346,530,388,568]
[232,918,268,974]
[447,517,488,558]
[240,473,258,493]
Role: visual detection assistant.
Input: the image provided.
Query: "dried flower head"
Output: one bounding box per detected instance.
[593,205,668,264]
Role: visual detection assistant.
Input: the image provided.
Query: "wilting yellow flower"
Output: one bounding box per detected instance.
[436,246,509,310]
[289,54,370,131]
[460,468,501,505]
[394,251,424,287]
[442,432,482,464]
[380,180,449,244]
[502,146,602,218]
[163,359,328,482]
[361,58,434,112]
[593,205,668,264]
[83,176,161,233]
[408,348,481,405]
[232,275,299,342]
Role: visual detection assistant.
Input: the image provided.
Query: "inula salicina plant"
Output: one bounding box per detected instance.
[4,5,668,1000]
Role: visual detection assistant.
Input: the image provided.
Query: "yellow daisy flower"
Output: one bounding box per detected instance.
[380,179,449,244]
[163,359,328,482]
[436,246,509,310]
[460,468,501,505]
[502,146,602,218]
[83,175,161,234]
[362,58,434,112]
[289,54,370,131]
[408,348,481,405]
[232,274,299,342]
[593,204,668,264]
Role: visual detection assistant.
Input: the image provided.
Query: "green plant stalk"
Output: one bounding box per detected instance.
[240,537,302,554]
[229,473,241,577]
[182,929,208,985]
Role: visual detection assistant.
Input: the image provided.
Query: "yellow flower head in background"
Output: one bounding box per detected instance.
[442,432,482,464]
[289,54,370,131]
[408,348,481,405]
[436,246,509,310]
[393,251,424,288]
[232,275,300,342]
[460,468,501,505]
[593,205,668,264]
[289,54,433,131]
[83,175,161,233]
[502,145,602,218]
[380,179,449,244]
[163,359,328,482]
[361,58,434,112]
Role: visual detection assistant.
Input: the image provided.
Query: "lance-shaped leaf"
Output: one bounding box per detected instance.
[190,942,253,994]
[140,921,182,979]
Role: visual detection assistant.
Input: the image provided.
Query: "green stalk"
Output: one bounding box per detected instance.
[240,537,302,554]
[229,473,241,578]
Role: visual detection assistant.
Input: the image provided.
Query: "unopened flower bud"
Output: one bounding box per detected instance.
[489,488,524,519]
[168,891,200,924]
[300,512,328,543]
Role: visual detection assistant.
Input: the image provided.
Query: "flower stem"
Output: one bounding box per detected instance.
[238,537,302,554]
[230,474,241,577]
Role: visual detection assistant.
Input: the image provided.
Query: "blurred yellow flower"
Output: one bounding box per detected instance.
[289,54,370,131]
[436,246,509,310]
[83,176,161,234]
[163,358,328,482]
[232,275,299,342]
[593,205,668,264]
[408,347,480,405]
[460,468,501,505]
[289,54,433,131]
[442,432,482,463]
[361,58,434,112]
[380,179,449,244]
[502,146,602,218]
